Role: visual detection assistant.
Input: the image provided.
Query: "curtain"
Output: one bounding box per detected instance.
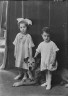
[6,1,22,68]
[0,1,4,36]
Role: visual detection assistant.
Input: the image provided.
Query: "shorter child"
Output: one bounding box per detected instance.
[34,27,59,90]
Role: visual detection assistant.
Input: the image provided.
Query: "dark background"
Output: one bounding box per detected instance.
[6,0,68,71]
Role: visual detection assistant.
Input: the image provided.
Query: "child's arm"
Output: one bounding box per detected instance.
[51,51,56,66]
[34,51,39,58]
[28,34,35,59]
[29,47,32,59]
[51,42,59,65]
[34,43,41,58]
[13,34,19,58]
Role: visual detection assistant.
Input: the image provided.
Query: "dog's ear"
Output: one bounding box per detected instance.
[35,58,40,64]
[24,57,29,63]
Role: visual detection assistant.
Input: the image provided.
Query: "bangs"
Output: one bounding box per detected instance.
[18,21,28,28]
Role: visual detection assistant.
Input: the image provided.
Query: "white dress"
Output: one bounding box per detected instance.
[36,41,59,71]
[13,33,34,69]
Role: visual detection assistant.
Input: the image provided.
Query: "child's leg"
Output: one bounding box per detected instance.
[46,70,52,90]
[27,70,34,80]
[22,70,28,81]
[41,70,48,86]
[14,68,23,80]
[14,72,22,80]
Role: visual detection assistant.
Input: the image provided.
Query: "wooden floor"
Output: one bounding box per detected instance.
[0,69,68,96]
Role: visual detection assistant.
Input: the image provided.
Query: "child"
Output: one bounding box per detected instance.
[13,18,35,81]
[34,27,59,90]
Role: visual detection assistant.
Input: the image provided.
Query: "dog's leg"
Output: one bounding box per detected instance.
[27,70,34,81]
[12,80,24,87]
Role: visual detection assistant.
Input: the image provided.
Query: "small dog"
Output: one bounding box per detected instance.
[27,58,36,81]
[13,58,37,87]
[28,58,35,71]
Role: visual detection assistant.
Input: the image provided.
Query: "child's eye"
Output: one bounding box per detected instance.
[44,35,46,37]
[32,62,35,63]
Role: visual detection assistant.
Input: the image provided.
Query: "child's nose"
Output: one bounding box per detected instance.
[46,36,47,38]
[22,28,24,30]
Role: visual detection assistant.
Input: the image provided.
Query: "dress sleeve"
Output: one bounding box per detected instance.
[28,34,35,48]
[52,42,59,52]
[13,34,18,45]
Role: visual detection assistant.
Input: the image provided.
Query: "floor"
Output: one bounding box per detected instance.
[0,69,68,96]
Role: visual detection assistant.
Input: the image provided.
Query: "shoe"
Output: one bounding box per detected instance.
[65,84,68,87]
[41,82,47,86]
[14,74,21,80]
[0,64,5,70]
[46,84,51,90]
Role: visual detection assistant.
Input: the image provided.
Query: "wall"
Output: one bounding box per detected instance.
[50,1,67,69]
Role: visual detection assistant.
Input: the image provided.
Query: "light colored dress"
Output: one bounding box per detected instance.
[13,33,34,69]
[36,41,59,71]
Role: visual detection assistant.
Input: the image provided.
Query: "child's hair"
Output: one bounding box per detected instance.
[42,27,51,35]
[18,21,29,30]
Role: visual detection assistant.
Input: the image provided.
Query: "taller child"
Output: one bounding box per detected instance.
[13,18,34,81]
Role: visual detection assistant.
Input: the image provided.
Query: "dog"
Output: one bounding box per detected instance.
[13,57,40,87]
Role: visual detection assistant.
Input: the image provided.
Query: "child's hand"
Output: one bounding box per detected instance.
[52,62,56,67]
[34,56,37,60]
[48,62,58,71]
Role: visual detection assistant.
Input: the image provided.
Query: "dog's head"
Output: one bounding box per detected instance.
[27,58,35,71]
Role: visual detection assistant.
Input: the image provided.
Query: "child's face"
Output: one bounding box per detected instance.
[19,23,27,34]
[42,31,50,42]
